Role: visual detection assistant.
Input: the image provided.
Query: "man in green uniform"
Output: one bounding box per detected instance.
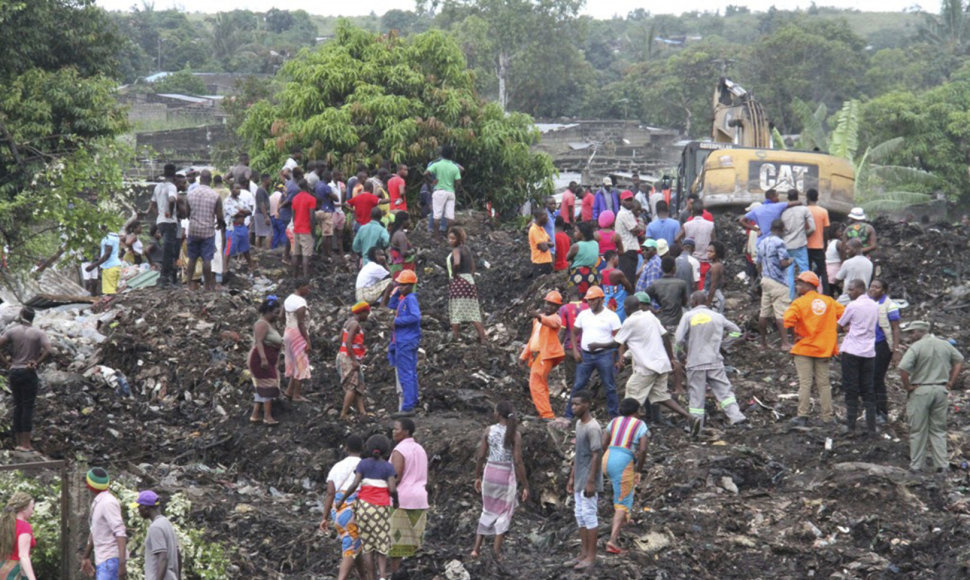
[898,321,964,473]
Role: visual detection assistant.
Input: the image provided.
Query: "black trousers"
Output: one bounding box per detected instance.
[618,250,639,286]
[873,340,892,416]
[533,262,553,277]
[9,368,38,433]
[158,222,179,285]
[808,248,829,295]
[842,352,876,431]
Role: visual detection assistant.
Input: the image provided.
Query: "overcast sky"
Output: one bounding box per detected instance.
[96,0,923,19]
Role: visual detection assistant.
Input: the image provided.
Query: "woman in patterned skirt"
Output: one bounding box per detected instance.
[472,400,528,561]
[248,296,282,425]
[447,226,487,343]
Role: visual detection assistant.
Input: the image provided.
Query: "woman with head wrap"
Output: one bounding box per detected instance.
[595,210,623,260]
[471,401,529,561]
[0,492,36,580]
[338,301,372,421]
[249,295,282,425]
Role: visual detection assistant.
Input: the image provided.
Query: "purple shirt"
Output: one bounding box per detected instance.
[392,437,429,509]
[838,294,879,358]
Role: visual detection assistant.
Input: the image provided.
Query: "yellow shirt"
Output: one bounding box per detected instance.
[529,223,552,264]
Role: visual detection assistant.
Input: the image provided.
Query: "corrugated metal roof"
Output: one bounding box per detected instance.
[0,269,92,308]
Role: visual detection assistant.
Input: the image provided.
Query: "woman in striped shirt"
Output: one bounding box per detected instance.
[601,398,649,554]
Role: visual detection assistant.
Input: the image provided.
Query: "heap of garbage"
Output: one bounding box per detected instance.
[0,211,969,578]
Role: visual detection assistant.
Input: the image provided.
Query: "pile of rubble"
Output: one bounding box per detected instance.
[3,211,970,578]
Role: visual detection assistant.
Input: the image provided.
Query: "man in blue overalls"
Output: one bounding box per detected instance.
[388,269,422,416]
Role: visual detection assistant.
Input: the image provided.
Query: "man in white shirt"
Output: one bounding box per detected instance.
[835,239,873,304]
[615,192,643,283]
[153,163,179,286]
[355,248,394,306]
[612,294,690,421]
[565,286,622,419]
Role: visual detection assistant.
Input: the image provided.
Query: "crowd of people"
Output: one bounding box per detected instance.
[1,145,966,578]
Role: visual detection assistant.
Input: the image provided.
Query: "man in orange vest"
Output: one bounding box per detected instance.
[520,291,566,420]
[783,271,845,426]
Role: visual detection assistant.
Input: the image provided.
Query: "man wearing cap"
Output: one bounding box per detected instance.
[81,468,127,580]
[899,321,964,472]
[519,291,566,420]
[565,286,622,419]
[834,239,873,304]
[593,178,619,222]
[675,291,747,435]
[837,279,880,435]
[338,301,372,421]
[646,200,681,248]
[528,208,553,276]
[843,207,877,255]
[614,191,643,284]
[678,200,715,289]
[784,271,844,426]
[388,270,422,415]
[612,294,691,422]
[634,240,662,293]
[757,219,794,350]
[780,189,815,300]
[135,491,180,580]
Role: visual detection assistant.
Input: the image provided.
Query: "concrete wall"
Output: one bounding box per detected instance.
[136,125,230,164]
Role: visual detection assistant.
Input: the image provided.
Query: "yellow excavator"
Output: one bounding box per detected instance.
[677,78,855,214]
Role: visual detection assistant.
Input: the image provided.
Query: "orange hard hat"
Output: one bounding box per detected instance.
[544,291,563,305]
[796,271,820,287]
[585,285,605,300]
[397,270,418,284]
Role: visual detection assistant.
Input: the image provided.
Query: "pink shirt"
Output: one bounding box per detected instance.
[560,191,575,224]
[393,438,429,509]
[90,491,127,564]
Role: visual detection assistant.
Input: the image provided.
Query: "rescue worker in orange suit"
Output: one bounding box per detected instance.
[519,291,566,420]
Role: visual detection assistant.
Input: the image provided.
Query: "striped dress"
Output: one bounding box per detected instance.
[476,424,518,536]
[602,416,648,512]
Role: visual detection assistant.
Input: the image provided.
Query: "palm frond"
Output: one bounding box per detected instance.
[869,165,938,187]
[771,127,787,150]
[866,137,905,163]
[829,100,859,162]
[858,191,933,213]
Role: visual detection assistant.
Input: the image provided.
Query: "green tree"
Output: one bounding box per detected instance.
[151,67,207,94]
[238,22,554,216]
[745,20,869,133]
[0,0,131,272]
[438,0,584,111]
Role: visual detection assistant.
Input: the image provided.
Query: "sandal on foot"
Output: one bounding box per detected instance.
[263,419,280,426]
[249,416,261,423]
[606,543,623,555]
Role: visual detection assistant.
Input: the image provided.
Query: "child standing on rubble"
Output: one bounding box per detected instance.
[338,302,371,421]
[340,435,397,580]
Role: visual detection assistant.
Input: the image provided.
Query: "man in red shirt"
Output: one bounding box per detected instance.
[344,181,384,230]
[387,164,408,215]
[291,183,317,278]
[580,186,595,223]
[560,182,577,224]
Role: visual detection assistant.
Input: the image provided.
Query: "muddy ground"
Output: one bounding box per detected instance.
[18,212,970,579]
